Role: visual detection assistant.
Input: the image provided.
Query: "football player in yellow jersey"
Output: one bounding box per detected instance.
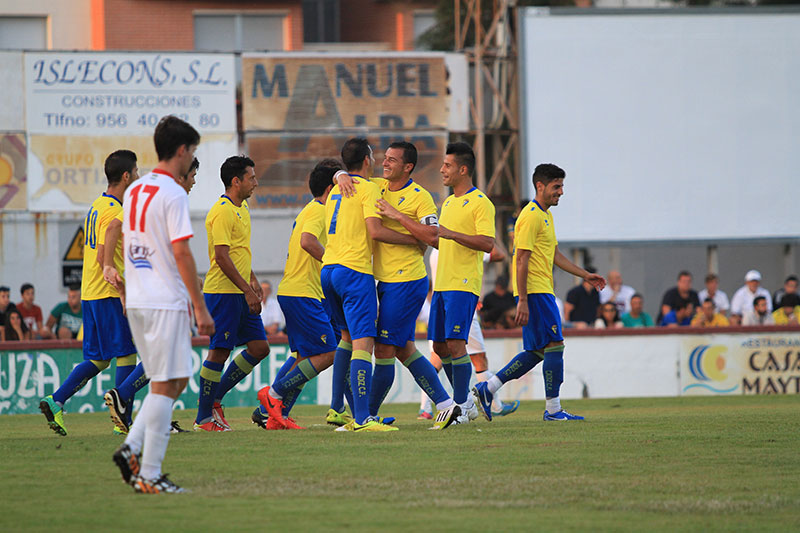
[255,159,342,430]
[194,155,270,432]
[338,141,461,429]
[473,163,606,422]
[427,142,495,423]
[39,150,140,437]
[103,158,199,435]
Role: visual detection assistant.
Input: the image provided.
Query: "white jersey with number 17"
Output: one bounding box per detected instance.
[123,169,194,311]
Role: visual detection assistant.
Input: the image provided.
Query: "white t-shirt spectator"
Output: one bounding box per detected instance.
[600,284,636,314]
[261,297,285,332]
[730,285,772,316]
[698,288,730,314]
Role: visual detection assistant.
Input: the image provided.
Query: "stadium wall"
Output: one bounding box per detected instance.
[2,326,798,415]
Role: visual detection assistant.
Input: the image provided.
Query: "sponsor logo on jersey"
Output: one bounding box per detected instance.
[128,239,154,269]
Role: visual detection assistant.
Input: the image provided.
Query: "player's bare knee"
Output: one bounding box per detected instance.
[248,340,270,360]
[374,342,396,359]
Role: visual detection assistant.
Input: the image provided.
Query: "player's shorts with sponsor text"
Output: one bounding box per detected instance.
[82,297,136,361]
[518,293,563,350]
[377,277,428,347]
[427,290,479,343]
[321,265,377,340]
[127,308,193,382]
[204,293,267,350]
[278,295,338,357]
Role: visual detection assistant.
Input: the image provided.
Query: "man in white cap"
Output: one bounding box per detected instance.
[730,270,771,326]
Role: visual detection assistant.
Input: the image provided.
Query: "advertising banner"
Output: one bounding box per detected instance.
[24,52,237,212]
[242,54,450,132]
[681,334,800,395]
[245,131,449,209]
[0,134,27,210]
[0,344,314,416]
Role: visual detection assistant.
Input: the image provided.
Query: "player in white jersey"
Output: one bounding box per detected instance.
[418,246,520,419]
[112,116,214,494]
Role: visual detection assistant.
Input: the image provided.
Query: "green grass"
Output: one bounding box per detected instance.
[2,396,799,532]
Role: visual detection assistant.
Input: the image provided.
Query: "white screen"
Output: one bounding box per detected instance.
[520,10,800,243]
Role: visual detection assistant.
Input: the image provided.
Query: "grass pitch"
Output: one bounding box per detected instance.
[2,395,799,532]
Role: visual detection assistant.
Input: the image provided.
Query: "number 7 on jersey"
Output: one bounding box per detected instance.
[129,183,159,232]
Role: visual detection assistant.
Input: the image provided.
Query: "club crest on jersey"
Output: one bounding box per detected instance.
[462,199,470,207]
[397,197,406,206]
[128,239,154,269]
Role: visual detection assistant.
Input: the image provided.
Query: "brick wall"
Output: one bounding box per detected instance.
[339,0,437,51]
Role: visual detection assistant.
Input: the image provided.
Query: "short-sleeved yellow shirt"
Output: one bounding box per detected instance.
[512,200,558,296]
[277,199,327,300]
[435,187,495,296]
[203,195,252,294]
[82,193,124,300]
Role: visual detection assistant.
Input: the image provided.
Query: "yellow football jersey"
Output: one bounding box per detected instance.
[321,176,381,275]
[203,195,252,294]
[372,178,437,283]
[82,193,124,300]
[435,187,495,296]
[277,199,327,299]
[511,200,557,296]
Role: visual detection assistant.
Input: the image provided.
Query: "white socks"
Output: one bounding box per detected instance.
[546,397,561,414]
[124,394,150,455]
[477,370,504,411]
[435,398,455,411]
[487,375,502,394]
[138,393,174,481]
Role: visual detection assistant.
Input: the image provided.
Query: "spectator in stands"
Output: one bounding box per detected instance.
[772,275,798,311]
[697,273,730,317]
[691,298,730,327]
[660,300,693,327]
[599,270,636,315]
[658,271,700,324]
[481,275,516,329]
[621,293,654,328]
[772,293,800,326]
[594,302,624,329]
[17,282,48,339]
[260,280,285,335]
[564,266,600,329]
[43,285,83,339]
[730,270,772,326]
[1,308,30,341]
[0,285,18,339]
[742,295,775,326]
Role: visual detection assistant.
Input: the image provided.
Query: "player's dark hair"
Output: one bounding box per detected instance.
[188,157,200,174]
[387,141,418,174]
[20,282,33,295]
[68,284,81,292]
[532,163,565,188]
[445,142,475,176]
[753,296,767,307]
[309,158,343,198]
[220,155,255,189]
[677,270,692,280]
[104,150,137,185]
[153,115,200,161]
[341,138,371,172]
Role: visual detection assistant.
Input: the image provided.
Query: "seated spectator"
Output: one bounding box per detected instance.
[44,285,83,339]
[730,270,772,325]
[772,293,800,326]
[17,282,48,339]
[1,309,30,341]
[691,298,730,327]
[565,267,600,329]
[594,303,624,329]
[481,275,516,329]
[0,285,18,338]
[697,273,730,316]
[599,270,636,315]
[772,275,798,311]
[742,295,775,326]
[660,300,693,327]
[658,271,700,324]
[621,293,654,328]
[260,281,285,335]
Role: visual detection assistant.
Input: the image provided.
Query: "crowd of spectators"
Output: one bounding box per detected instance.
[477,268,800,331]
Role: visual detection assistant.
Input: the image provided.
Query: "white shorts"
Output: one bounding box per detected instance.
[428,309,486,356]
[127,308,194,382]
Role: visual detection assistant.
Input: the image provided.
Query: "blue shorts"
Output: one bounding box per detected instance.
[321,265,377,340]
[204,293,267,350]
[82,298,136,361]
[278,295,338,357]
[377,277,428,347]
[519,293,564,350]
[321,298,342,344]
[427,290,479,342]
